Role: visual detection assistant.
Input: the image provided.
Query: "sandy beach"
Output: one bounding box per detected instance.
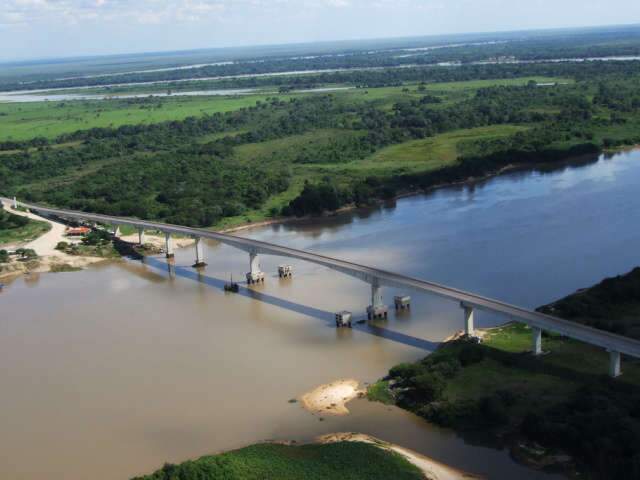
[318,432,482,480]
[300,379,364,416]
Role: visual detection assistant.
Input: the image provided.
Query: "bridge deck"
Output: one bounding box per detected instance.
[11,199,640,359]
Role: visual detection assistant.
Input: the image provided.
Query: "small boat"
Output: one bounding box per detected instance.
[224,275,239,293]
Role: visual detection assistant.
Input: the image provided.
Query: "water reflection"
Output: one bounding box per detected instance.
[143,256,440,352]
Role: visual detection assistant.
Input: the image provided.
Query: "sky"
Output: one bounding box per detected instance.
[1,0,640,61]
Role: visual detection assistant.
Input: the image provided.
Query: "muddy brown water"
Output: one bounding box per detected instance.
[3,150,640,479]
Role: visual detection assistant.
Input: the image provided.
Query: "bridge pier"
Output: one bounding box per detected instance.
[192,237,207,268]
[532,327,543,355]
[113,225,121,237]
[367,279,388,319]
[12,197,17,209]
[164,232,175,258]
[609,350,621,378]
[461,302,474,336]
[246,251,264,284]
[138,228,146,245]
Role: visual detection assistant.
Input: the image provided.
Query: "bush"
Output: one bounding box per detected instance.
[56,242,69,251]
[0,249,9,263]
[480,394,509,425]
[15,248,37,260]
[411,372,446,403]
[389,362,425,381]
[458,344,485,366]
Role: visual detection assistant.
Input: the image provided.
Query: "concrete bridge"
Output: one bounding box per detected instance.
[8,197,639,377]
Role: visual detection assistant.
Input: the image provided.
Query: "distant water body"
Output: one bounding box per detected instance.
[2,54,639,103]
[1,149,640,479]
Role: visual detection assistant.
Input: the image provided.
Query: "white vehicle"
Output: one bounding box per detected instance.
[335,311,352,328]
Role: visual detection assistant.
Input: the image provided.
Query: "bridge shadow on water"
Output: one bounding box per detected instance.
[142,256,439,353]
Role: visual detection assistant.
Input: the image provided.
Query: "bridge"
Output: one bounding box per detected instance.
[7,197,639,377]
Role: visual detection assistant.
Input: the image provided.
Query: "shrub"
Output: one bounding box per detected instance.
[56,242,69,251]
[458,344,485,366]
[389,362,425,381]
[0,249,9,263]
[411,372,446,403]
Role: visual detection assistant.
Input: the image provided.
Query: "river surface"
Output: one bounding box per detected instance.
[2,54,639,103]
[2,150,640,479]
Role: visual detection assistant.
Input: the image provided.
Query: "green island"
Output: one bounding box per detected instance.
[131,442,423,480]
[367,267,640,479]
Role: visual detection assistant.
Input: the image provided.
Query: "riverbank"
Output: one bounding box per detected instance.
[368,310,640,478]
[0,201,195,279]
[215,147,625,235]
[131,439,426,480]
[0,201,107,279]
[318,433,480,480]
[132,432,477,480]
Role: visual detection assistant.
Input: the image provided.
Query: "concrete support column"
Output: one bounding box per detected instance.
[532,327,543,356]
[461,302,474,336]
[246,251,264,284]
[138,228,145,245]
[193,237,206,268]
[250,251,260,275]
[113,225,121,237]
[164,232,174,258]
[12,197,17,209]
[609,350,621,378]
[371,280,383,308]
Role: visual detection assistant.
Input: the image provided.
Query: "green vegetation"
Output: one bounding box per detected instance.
[2,34,640,232]
[538,267,640,339]
[50,263,82,273]
[55,229,119,258]
[371,278,640,480]
[0,206,50,245]
[131,441,423,480]
[366,380,395,405]
[0,94,281,142]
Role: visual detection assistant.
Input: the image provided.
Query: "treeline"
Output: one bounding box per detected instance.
[538,267,640,337]
[84,59,640,97]
[3,27,640,92]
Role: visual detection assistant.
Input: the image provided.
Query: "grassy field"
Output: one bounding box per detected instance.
[0,94,280,141]
[132,442,423,480]
[0,215,50,246]
[0,77,566,142]
[212,124,529,229]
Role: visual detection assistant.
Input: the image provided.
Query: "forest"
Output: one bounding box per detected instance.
[1,48,640,229]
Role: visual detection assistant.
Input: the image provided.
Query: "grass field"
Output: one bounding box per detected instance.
[0,77,566,142]
[445,322,640,401]
[0,216,50,246]
[132,442,423,480]
[0,94,280,141]
[213,124,529,229]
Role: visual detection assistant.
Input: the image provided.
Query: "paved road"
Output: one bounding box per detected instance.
[9,198,640,360]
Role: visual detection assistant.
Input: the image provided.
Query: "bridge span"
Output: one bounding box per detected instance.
[7,197,639,377]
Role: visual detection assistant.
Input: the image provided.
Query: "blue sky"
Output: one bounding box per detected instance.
[1,0,639,61]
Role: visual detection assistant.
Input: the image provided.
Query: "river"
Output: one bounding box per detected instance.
[2,54,638,103]
[2,149,640,479]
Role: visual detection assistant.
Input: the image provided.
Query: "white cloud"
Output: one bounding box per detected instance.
[0,0,639,60]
